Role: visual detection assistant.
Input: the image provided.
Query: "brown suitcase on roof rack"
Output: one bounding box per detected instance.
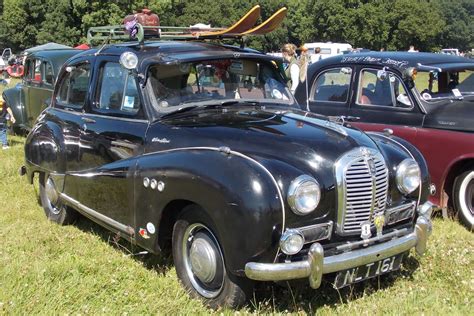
[123,8,160,37]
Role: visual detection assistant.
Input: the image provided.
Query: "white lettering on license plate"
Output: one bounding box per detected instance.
[334,255,402,289]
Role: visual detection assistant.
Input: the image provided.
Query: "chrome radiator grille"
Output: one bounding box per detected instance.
[336,147,389,235]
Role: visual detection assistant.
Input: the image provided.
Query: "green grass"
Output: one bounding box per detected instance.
[0,136,473,314]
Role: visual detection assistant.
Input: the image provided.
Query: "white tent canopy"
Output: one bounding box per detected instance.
[24,42,72,54]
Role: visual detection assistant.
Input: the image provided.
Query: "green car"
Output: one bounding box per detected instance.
[2,49,80,132]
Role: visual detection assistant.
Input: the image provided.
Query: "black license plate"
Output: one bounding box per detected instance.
[333,254,404,289]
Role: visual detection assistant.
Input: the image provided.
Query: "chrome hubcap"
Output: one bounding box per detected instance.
[189,237,217,283]
[182,223,224,299]
[45,178,59,206]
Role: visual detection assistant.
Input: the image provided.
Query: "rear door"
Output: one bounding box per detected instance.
[25,58,55,128]
[74,58,148,229]
[305,66,354,117]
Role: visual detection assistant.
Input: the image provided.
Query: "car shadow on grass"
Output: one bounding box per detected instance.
[248,254,420,313]
[71,215,420,312]
[73,215,173,275]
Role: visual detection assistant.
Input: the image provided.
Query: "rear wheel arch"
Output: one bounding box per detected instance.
[443,159,474,205]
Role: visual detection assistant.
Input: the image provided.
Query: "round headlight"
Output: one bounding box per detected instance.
[396,158,421,194]
[119,52,138,69]
[280,229,305,255]
[288,175,321,215]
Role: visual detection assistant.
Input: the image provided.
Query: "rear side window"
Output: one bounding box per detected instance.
[310,67,352,103]
[44,62,54,85]
[94,62,142,117]
[56,64,90,109]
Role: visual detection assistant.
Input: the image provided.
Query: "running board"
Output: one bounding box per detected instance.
[59,193,134,236]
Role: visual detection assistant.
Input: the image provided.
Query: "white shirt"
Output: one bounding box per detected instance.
[290,63,299,94]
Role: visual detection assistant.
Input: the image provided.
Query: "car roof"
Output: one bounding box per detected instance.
[27,49,83,74]
[312,51,474,71]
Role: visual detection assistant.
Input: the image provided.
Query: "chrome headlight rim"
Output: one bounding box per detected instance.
[279,229,305,255]
[396,158,421,195]
[288,175,321,215]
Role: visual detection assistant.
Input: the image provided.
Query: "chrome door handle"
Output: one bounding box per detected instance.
[82,117,96,123]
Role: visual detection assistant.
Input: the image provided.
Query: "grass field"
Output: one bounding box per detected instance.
[0,135,472,314]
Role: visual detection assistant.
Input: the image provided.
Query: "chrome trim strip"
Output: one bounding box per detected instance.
[245,210,431,287]
[296,221,333,243]
[385,201,416,225]
[59,193,133,235]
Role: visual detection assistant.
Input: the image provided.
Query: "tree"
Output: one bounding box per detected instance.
[435,0,474,51]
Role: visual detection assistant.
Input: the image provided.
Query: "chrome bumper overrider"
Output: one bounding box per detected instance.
[245,203,433,289]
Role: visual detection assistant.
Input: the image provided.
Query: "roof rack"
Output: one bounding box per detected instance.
[87,24,244,46]
[87,6,287,46]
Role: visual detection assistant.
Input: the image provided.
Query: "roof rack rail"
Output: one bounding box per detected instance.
[87,24,243,46]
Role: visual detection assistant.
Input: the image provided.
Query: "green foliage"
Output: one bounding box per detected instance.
[0,0,472,56]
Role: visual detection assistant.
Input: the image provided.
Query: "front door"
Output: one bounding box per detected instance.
[74,59,148,229]
[350,67,425,143]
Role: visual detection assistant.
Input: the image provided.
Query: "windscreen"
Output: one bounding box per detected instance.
[414,69,474,101]
[148,58,295,112]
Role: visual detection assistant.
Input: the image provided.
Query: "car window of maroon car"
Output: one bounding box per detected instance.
[310,67,352,103]
[94,62,143,118]
[357,69,412,109]
[55,63,90,110]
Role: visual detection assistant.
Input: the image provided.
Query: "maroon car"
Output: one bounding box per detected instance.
[295,52,474,230]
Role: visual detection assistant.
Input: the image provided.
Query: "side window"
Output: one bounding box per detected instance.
[357,69,412,109]
[95,62,141,116]
[33,59,42,82]
[24,59,35,81]
[56,63,90,109]
[310,67,352,103]
[43,62,54,85]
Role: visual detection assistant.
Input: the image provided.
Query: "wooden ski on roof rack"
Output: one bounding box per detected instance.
[87,5,286,45]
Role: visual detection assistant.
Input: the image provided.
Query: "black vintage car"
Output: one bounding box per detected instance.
[23,41,434,308]
[295,52,474,230]
[2,49,80,132]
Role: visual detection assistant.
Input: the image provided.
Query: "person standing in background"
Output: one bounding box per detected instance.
[298,45,310,83]
[0,96,15,149]
[282,43,300,94]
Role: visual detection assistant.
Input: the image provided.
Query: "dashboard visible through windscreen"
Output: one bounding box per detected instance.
[148,58,294,112]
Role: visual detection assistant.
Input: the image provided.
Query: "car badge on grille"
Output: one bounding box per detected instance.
[360,221,372,240]
[374,213,385,236]
[367,158,377,175]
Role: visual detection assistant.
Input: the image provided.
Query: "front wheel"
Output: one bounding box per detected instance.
[39,172,77,225]
[172,205,252,309]
[453,170,474,230]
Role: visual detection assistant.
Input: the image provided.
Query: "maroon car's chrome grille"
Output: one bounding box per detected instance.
[335,147,389,235]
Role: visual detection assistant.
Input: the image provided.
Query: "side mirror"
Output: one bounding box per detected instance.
[403,67,416,89]
[377,70,387,81]
[340,67,352,75]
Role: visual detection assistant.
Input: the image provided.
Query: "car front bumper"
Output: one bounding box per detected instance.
[245,202,433,289]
